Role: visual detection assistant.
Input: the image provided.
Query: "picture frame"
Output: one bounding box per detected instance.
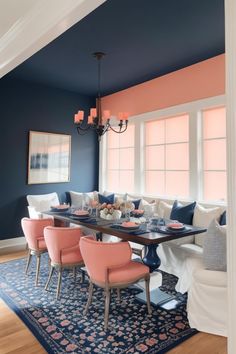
[28,131,71,184]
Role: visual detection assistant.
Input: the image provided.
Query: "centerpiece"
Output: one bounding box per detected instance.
[99,202,122,220]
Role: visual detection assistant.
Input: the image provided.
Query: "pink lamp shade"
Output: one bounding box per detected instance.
[103,110,111,119]
[88,115,93,124]
[123,112,129,120]
[90,108,97,118]
[118,112,124,121]
[74,110,84,123]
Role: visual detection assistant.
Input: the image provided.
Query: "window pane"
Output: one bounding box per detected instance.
[165,114,189,143]
[145,146,164,170]
[120,148,134,169]
[119,124,135,147]
[145,120,165,145]
[204,139,226,170]
[145,171,165,195]
[166,171,189,197]
[203,107,226,139]
[107,170,119,191]
[204,171,227,201]
[107,149,119,169]
[107,130,119,148]
[166,143,189,170]
[120,171,134,192]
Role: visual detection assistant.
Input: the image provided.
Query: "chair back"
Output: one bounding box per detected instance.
[26,192,60,218]
[21,217,53,250]
[44,226,83,264]
[80,237,132,284]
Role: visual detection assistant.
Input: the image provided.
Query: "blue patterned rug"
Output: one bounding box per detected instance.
[0,255,197,353]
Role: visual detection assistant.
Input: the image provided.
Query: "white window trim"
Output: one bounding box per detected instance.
[99,94,226,204]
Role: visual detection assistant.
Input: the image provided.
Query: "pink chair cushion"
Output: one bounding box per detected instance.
[108,261,149,284]
[61,245,83,265]
[37,237,47,250]
[21,217,53,251]
[80,237,150,285]
[44,227,85,265]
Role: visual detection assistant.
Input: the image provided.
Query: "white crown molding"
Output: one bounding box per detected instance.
[0,0,106,78]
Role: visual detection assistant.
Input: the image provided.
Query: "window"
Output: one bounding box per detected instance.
[202,107,227,201]
[100,96,226,204]
[144,114,189,198]
[106,124,135,192]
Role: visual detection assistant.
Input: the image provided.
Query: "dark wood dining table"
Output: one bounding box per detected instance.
[45,211,206,272]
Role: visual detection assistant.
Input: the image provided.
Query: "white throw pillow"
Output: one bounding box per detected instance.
[69,191,84,208]
[83,191,98,205]
[203,219,227,271]
[193,204,222,247]
[157,200,173,219]
[140,198,158,215]
[27,192,59,212]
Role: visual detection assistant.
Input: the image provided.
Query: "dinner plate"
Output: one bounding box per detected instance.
[167,225,186,231]
[120,222,140,230]
[69,214,90,220]
[50,205,70,212]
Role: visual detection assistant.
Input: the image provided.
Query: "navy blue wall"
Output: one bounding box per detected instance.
[0,77,98,240]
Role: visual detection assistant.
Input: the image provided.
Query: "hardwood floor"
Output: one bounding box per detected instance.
[0,251,227,354]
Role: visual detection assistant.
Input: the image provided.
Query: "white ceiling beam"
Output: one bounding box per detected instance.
[0,0,106,78]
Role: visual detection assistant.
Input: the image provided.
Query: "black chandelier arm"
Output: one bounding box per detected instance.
[108,120,128,134]
[76,124,92,135]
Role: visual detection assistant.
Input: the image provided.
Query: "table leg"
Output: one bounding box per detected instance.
[135,244,175,306]
[142,244,161,272]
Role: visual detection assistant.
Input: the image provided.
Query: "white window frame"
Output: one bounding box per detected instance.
[99,94,226,204]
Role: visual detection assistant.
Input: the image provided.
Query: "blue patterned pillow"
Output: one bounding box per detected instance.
[98,193,115,204]
[219,210,226,225]
[129,199,141,209]
[170,200,196,225]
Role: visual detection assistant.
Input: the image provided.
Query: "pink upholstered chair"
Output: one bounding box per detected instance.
[80,237,151,330]
[21,217,54,286]
[44,226,86,299]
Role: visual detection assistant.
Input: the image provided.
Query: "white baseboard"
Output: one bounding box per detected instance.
[0,237,27,255]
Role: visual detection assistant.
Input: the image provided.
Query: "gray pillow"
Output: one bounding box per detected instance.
[203,219,227,271]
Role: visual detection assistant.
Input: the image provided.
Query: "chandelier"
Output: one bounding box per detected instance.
[74,52,129,140]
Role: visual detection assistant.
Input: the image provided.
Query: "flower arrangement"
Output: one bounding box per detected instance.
[99,202,122,220]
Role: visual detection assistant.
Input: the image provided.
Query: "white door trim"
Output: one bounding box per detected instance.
[225,0,236,352]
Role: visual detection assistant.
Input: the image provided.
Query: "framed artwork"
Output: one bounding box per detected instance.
[28,131,71,184]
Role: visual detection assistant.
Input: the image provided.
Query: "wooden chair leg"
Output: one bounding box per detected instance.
[25,250,32,274]
[84,281,94,315]
[104,288,111,331]
[145,276,152,315]
[117,288,121,302]
[45,265,54,291]
[35,255,41,286]
[73,267,76,282]
[56,268,62,300]
[80,269,85,283]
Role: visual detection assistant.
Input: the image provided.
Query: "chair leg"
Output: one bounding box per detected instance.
[45,266,54,291]
[81,269,85,283]
[56,268,63,300]
[35,255,41,286]
[145,276,152,315]
[104,288,111,331]
[73,267,76,282]
[84,281,94,315]
[25,250,32,274]
[117,288,121,302]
